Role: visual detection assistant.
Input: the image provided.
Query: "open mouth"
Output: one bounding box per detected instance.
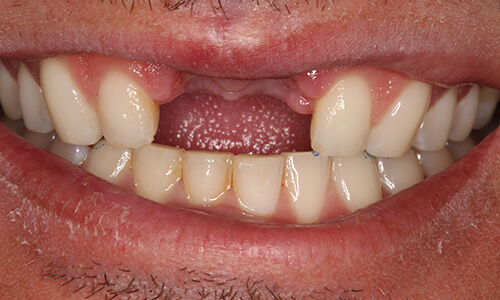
[1,1,500,299]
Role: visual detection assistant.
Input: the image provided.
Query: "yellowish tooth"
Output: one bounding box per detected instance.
[98,71,159,149]
[83,139,132,184]
[17,63,54,133]
[366,80,432,157]
[183,151,233,205]
[447,137,477,160]
[282,152,330,224]
[40,58,102,145]
[448,85,480,141]
[49,137,90,166]
[0,61,22,120]
[232,154,284,217]
[23,130,56,150]
[132,144,183,203]
[416,147,454,178]
[0,115,26,135]
[332,153,381,212]
[472,87,499,130]
[376,150,424,194]
[310,74,371,157]
[413,88,457,151]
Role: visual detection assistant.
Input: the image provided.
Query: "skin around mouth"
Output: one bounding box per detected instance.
[1,0,500,299]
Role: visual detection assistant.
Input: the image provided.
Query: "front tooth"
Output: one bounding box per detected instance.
[366,80,432,157]
[282,152,330,224]
[132,144,183,203]
[98,71,159,149]
[447,137,477,160]
[472,87,499,130]
[40,57,102,145]
[183,151,233,205]
[416,147,454,178]
[332,153,381,212]
[376,150,424,194]
[23,130,56,150]
[17,63,54,133]
[448,85,480,142]
[0,61,22,120]
[83,139,132,184]
[413,88,457,151]
[232,154,284,217]
[311,74,371,157]
[49,137,90,166]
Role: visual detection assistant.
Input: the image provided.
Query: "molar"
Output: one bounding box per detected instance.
[40,57,103,145]
[310,74,371,157]
[366,80,432,157]
[0,61,22,120]
[98,70,159,149]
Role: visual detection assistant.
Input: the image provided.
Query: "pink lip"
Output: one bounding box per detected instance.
[2,1,500,298]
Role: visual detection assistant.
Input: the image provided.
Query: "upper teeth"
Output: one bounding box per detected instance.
[0,55,497,224]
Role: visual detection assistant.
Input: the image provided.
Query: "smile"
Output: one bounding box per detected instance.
[1,1,500,299]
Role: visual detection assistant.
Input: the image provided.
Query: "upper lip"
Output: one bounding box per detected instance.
[2,1,500,86]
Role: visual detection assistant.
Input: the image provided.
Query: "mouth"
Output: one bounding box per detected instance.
[1,1,500,299]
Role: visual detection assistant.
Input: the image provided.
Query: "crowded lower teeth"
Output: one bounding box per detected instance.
[0,56,498,225]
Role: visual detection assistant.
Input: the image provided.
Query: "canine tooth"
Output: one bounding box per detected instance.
[0,116,26,135]
[40,58,102,145]
[447,137,476,160]
[448,85,480,141]
[332,153,381,212]
[83,139,132,184]
[17,63,54,133]
[413,88,457,151]
[472,87,499,130]
[311,74,371,157]
[98,71,159,149]
[233,154,284,217]
[376,150,424,194]
[49,137,90,166]
[23,130,56,150]
[366,81,431,157]
[0,61,22,120]
[132,144,183,203]
[416,147,454,178]
[282,152,330,224]
[183,151,233,205]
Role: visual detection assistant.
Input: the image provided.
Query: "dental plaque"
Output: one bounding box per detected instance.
[1,53,498,225]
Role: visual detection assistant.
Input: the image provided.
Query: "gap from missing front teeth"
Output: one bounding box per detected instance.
[0,55,499,225]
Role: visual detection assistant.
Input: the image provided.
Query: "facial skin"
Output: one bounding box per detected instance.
[0,0,500,299]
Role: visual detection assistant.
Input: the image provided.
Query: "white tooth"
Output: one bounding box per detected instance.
[40,58,102,145]
[232,154,284,217]
[83,139,132,184]
[413,88,457,151]
[282,152,330,224]
[0,116,26,135]
[332,152,381,212]
[49,137,90,166]
[311,74,371,157]
[472,87,499,130]
[448,85,480,141]
[183,151,233,205]
[376,150,424,194]
[132,144,183,203]
[366,80,431,157]
[0,61,22,120]
[416,147,454,178]
[447,137,476,160]
[98,71,159,149]
[17,63,54,134]
[23,130,56,150]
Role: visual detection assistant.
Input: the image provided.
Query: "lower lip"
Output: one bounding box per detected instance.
[1,121,499,296]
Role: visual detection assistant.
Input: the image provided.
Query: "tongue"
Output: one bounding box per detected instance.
[154,92,312,155]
